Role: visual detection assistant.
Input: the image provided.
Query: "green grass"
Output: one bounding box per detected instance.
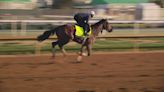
[0,38,164,55]
[0,43,35,54]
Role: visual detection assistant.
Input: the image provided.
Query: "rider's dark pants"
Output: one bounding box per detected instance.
[74,16,89,36]
[76,21,89,36]
[83,23,89,36]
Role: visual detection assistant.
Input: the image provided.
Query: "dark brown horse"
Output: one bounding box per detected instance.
[37,19,113,60]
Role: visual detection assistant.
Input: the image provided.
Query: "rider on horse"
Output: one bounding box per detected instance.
[74,11,95,37]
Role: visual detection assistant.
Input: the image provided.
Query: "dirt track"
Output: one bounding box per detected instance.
[0,52,164,92]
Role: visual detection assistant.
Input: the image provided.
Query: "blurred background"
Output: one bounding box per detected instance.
[0,0,164,55]
[0,0,164,20]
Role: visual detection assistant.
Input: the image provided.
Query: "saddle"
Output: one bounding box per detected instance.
[74,25,92,38]
[65,24,92,44]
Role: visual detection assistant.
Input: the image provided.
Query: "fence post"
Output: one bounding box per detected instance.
[134,22,140,35]
[133,22,140,52]
[35,42,41,55]
[21,22,27,36]
[11,22,17,36]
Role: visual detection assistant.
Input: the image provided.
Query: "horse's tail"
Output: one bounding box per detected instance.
[37,28,56,42]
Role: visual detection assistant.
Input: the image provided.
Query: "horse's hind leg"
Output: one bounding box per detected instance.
[81,45,86,56]
[59,45,67,56]
[52,41,58,58]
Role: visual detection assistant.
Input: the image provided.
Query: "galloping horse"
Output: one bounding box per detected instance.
[37,19,113,59]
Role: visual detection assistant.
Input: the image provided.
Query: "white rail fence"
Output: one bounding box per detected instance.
[0,19,164,36]
[0,20,164,54]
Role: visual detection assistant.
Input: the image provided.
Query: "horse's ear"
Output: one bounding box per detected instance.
[102,18,108,22]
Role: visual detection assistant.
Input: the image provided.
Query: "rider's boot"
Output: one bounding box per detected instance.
[82,24,89,45]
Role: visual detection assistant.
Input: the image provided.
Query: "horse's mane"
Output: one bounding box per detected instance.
[92,19,107,27]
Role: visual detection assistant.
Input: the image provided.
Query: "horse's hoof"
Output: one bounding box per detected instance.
[82,53,87,56]
[77,55,82,62]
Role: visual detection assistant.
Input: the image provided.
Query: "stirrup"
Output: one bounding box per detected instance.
[84,33,89,37]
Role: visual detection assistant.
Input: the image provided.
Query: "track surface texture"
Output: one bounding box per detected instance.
[0,52,164,92]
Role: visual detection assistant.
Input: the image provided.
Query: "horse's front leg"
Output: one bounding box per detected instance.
[77,45,85,62]
[86,43,92,56]
[79,45,85,56]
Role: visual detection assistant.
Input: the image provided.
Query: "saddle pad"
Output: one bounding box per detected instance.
[75,25,92,37]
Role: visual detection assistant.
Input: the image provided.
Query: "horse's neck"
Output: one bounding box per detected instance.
[91,24,103,37]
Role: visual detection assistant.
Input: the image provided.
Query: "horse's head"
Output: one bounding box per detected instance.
[102,19,113,32]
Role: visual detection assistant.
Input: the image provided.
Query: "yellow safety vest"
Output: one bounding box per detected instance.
[75,25,92,37]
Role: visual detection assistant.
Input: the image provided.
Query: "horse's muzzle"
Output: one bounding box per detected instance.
[108,26,113,32]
